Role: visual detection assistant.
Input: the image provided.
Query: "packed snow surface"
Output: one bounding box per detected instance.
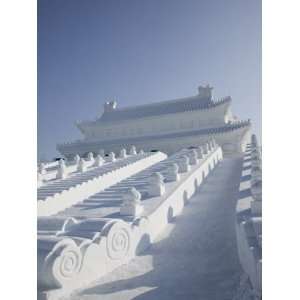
[66,157,244,300]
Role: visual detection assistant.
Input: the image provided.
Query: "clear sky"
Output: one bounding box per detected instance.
[38,0,261,160]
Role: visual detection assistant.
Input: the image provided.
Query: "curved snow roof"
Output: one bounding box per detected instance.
[95,95,231,124]
[59,120,250,150]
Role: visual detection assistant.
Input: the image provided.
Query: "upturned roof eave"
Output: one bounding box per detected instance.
[79,96,232,128]
[57,119,250,150]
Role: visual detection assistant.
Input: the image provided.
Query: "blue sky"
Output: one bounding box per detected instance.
[38,0,261,160]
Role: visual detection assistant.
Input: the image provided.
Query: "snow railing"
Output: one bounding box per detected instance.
[213,95,232,105]
[37,150,167,217]
[235,134,262,299]
[37,140,223,299]
[38,160,59,171]
[38,153,106,185]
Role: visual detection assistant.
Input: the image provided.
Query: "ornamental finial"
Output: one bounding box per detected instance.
[178,155,191,173]
[198,84,213,100]
[120,187,143,217]
[104,100,117,112]
[165,163,180,182]
[188,149,199,165]
[147,172,165,197]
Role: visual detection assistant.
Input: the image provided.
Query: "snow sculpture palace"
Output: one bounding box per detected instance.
[57,85,251,158]
[38,85,261,300]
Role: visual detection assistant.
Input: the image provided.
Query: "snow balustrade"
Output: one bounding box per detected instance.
[235,134,262,299]
[38,160,60,174]
[37,139,223,299]
[38,150,128,185]
[38,147,167,217]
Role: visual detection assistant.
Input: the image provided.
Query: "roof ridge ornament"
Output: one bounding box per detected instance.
[104,100,117,112]
[198,84,213,100]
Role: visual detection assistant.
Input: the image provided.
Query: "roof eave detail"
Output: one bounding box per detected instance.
[95,96,232,125]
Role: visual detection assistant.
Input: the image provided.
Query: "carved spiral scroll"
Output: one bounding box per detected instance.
[44,238,82,287]
[102,221,131,260]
